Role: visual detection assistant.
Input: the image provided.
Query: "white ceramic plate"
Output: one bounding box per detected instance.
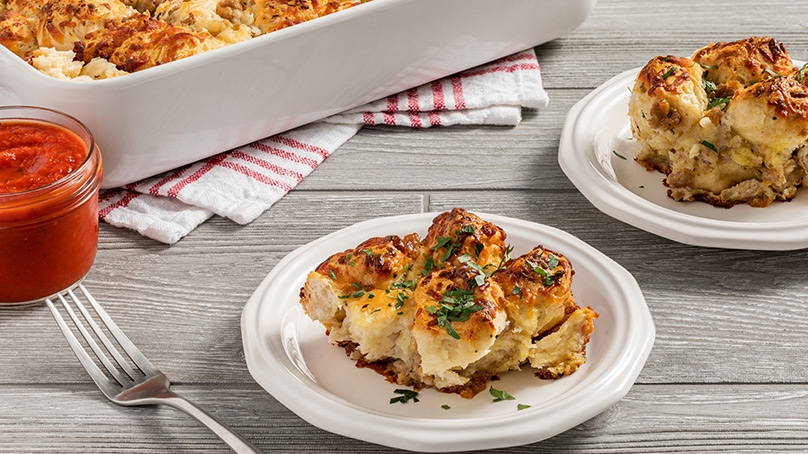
[241,212,655,452]
[559,68,808,251]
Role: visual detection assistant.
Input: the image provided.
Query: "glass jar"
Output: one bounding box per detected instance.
[0,106,103,305]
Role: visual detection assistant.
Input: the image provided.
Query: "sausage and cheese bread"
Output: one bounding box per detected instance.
[298,208,598,398]
[250,0,364,34]
[629,37,808,207]
[154,0,255,44]
[90,16,227,72]
[0,0,369,78]
[36,0,135,51]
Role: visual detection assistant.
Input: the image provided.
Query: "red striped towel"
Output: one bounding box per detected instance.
[98,49,548,244]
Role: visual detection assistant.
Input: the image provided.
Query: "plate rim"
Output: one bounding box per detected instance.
[559,67,808,251]
[241,211,655,452]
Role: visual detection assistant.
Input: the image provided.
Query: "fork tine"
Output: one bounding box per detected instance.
[67,287,140,380]
[55,291,132,388]
[45,297,121,398]
[77,284,160,376]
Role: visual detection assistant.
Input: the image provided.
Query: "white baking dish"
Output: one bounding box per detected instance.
[0,0,596,188]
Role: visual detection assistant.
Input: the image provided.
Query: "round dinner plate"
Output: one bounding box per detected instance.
[559,68,808,250]
[241,212,655,452]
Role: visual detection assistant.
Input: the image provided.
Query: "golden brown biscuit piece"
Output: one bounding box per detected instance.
[250,0,364,34]
[74,13,227,72]
[529,306,597,379]
[154,0,255,43]
[5,0,47,23]
[420,207,509,272]
[692,36,795,87]
[107,20,227,72]
[73,13,158,63]
[629,55,708,175]
[411,265,508,390]
[0,9,37,58]
[493,245,577,338]
[37,0,134,51]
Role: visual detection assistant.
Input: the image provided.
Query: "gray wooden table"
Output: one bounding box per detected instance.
[4,0,808,452]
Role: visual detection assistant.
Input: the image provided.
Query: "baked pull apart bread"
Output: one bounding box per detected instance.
[298,208,598,399]
[629,36,808,207]
[0,0,369,79]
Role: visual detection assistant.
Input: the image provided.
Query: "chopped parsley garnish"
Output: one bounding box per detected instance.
[707,96,732,110]
[340,282,366,299]
[527,254,562,287]
[697,62,718,70]
[661,66,677,79]
[431,226,475,263]
[700,140,717,152]
[426,288,483,340]
[391,265,416,292]
[422,254,438,276]
[389,389,420,404]
[493,244,514,272]
[612,150,627,160]
[441,404,451,410]
[489,386,515,402]
[391,278,416,290]
[517,403,531,411]
[392,292,408,309]
[511,285,522,297]
[432,235,457,262]
[701,76,717,93]
[457,254,486,287]
[764,68,781,78]
[328,270,337,281]
[799,63,808,83]
[344,253,355,266]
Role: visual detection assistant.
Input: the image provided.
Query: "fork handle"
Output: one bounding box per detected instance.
[160,392,261,453]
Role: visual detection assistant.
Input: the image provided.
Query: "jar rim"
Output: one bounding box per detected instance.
[0,105,98,199]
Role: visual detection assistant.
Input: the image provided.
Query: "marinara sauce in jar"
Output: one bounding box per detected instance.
[0,106,103,305]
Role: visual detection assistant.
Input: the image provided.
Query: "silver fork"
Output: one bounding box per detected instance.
[45,283,261,454]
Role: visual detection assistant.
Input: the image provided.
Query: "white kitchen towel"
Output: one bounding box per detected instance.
[98,49,549,244]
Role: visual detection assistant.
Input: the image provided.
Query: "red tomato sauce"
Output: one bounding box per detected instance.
[0,122,87,194]
[0,119,102,303]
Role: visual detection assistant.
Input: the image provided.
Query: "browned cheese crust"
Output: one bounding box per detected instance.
[628,36,808,208]
[298,208,598,398]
